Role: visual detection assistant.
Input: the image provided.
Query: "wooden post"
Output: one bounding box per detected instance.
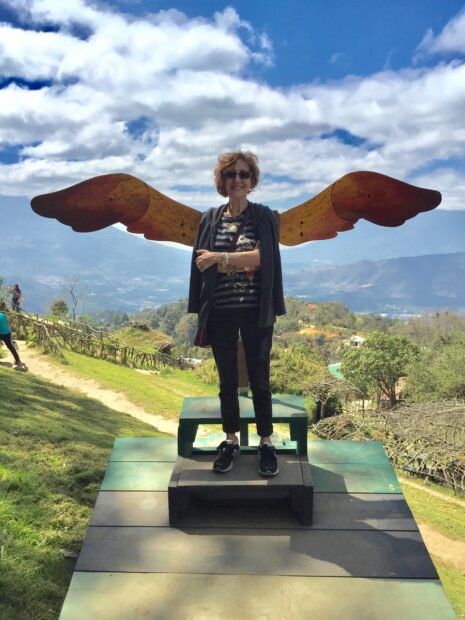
[237,337,249,396]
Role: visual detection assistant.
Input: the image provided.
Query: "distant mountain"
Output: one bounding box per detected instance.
[1,198,191,312]
[281,209,465,265]
[1,198,464,314]
[284,252,465,313]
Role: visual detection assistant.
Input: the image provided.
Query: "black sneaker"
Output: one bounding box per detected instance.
[258,443,279,477]
[213,440,240,473]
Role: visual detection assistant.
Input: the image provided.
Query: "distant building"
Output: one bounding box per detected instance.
[347,335,366,348]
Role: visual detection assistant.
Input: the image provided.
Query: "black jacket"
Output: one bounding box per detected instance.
[188,201,286,328]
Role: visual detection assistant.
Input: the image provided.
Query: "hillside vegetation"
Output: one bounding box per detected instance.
[0,365,166,620]
[112,324,172,352]
[54,350,218,420]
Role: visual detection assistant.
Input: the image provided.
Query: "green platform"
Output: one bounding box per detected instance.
[59,437,457,619]
[60,573,455,620]
[178,395,308,456]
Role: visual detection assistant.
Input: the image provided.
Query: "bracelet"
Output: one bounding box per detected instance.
[223,252,232,276]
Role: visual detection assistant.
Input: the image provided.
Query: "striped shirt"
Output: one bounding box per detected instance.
[213,209,261,309]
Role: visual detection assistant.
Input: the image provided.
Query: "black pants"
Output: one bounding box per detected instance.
[0,332,20,364]
[207,308,274,437]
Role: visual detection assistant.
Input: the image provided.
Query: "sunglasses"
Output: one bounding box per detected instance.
[222,170,252,180]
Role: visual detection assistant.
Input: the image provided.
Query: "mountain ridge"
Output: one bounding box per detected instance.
[1,198,464,313]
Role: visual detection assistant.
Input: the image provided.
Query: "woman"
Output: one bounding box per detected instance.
[0,306,24,368]
[10,284,22,312]
[188,151,285,476]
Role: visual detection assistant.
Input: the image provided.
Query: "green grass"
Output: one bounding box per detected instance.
[0,365,166,620]
[436,564,465,618]
[400,478,465,540]
[398,475,465,618]
[112,325,171,352]
[36,350,319,441]
[51,349,218,421]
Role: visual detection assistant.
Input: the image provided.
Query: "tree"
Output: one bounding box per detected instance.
[270,344,327,394]
[341,332,420,407]
[406,330,465,401]
[391,310,465,346]
[173,314,198,347]
[355,313,396,333]
[63,277,91,321]
[314,301,355,329]
[50,298,69,318]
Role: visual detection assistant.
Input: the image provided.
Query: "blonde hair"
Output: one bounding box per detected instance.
[214,151,260,197]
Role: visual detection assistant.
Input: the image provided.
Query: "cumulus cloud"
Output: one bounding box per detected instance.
[2,0,108,30]
[410,168,465,211]
[0,0,463,213]
[416,7,465,57]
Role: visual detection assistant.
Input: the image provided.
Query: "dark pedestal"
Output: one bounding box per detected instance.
[168,454,313,526]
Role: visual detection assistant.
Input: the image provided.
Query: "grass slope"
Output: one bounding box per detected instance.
[38,350,314,437]
[54,350,218,420]
[112,325,171,352]
[0,365,165,620]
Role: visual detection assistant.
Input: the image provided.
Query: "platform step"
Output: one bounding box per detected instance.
[58,436,456,619]
[60,573,456,620]
[168,454,313,525]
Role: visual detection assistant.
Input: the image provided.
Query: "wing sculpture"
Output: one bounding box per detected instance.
[279,171,441,245]
[31,171,441,247]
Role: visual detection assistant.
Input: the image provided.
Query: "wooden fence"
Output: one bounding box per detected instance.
[7,307,189,371]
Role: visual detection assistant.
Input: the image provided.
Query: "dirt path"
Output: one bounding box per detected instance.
[417,523,465,571]
[399,475,465,508]
[398,476,465,570]
[16,343,179,436]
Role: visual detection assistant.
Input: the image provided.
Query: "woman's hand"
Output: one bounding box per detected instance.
[196,249,220,272]
[196,247,261,272]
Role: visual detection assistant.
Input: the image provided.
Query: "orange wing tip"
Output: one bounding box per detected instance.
[332,171,442,227]
[30,173,149,232]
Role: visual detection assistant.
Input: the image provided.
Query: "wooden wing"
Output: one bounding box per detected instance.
[31,170,441,247]
[31,173,201,247]
[279,171,442,245]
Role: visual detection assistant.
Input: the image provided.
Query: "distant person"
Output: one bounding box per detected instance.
[9,284,23,312]
[0,307,25,369]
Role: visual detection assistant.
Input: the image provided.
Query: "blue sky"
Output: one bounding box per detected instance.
[119,0,465,83]
[0,0,465,214]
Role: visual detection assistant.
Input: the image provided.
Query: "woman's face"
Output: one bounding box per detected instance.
[223,159,253,201]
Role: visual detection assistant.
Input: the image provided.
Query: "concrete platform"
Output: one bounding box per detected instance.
[75,526,436,578]
[90,490,418,530]
[59,437,456,619]
[60,573,456,620]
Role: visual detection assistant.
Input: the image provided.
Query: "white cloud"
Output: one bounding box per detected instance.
[329,52,347,66]
[0,24,79,80]
[416,7,465,56]
[410,168,465,211]
[2,0,108,30]
[0,1,463,213]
